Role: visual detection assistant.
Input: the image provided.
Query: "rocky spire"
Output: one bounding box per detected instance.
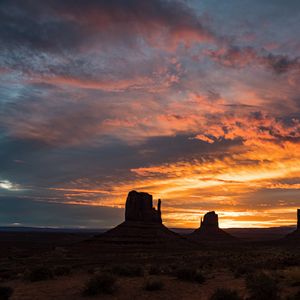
[200,211,219,229]
[125,190,162,223]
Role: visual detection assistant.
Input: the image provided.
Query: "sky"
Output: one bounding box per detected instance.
[0,0,300,229]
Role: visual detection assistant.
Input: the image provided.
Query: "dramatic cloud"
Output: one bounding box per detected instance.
[0,0,300,228]
[207,46,300,74]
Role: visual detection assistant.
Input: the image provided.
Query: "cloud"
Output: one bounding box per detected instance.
[196,110,300,146]
[0,180,22,191]
[51,0,214,48]
[0,196,123,228]
[206,46,300,74]
[2,77,300,156]
[0,0,215,110]
[0,0,214,63]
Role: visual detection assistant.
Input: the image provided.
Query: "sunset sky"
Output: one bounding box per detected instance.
[0,0,300,229]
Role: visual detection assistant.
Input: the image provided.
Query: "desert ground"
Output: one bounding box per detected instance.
[0,230,299,300]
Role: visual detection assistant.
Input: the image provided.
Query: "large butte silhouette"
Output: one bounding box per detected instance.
[97,190,189,246]
[285,209,300,240]
[190,211,237,242]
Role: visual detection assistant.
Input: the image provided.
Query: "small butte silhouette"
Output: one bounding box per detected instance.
[190,211,237,242]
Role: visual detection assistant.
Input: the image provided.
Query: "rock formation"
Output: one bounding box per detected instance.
[285,209,300,240]
[125,190,162,223]
[200,211,219,229]
[93,190,190,248]
[190,211,237,242]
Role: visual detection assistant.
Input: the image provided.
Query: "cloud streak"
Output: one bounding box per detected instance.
[206,46,300,74]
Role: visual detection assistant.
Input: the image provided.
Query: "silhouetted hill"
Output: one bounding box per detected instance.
[189,211,237,242]
[88,191,192,249]
[172,226,296,241]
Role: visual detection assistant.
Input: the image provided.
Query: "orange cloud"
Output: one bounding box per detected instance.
[55,0,214,50]
[30,76,154,92]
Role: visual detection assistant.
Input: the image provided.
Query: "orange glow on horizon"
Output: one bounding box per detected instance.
[49,137,300,229]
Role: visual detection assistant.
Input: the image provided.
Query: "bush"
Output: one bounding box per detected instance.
[0,286,13,300]
[53,266,71,276]
[233,265,255,278]
[144,278,164,291]
[246,272,280,300]
[148,265,162,275]
[112,264,143,277]
[284,267,300,287]
[292,290,300,300]
[83,273,117,296]
[176,267,205,284]
[286,290,300,300]
[209,288,242,300]
[25,266,53,282]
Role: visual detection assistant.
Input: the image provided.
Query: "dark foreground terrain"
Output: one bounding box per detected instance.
[0,229,299,300]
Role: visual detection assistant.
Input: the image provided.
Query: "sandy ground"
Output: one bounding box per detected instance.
[9,271,246,300]
[1,232,299,299]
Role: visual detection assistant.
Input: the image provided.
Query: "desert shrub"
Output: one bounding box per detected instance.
[144,278,164,291]
[176,267,205,284]
[82,273,117,296]
[0,286,13,300]
[209,288,242,300]
[25,266,53,282]
[148,265,162,275]
[233,265,255,278]
[53,266,71,276]
[168,263,178,272]
[0,267,16,281]
[284,267,300,287]
[246,271,280,300]
[112,264,143,277]
[286,290,300,300]
[161,264,177,276]
[280,254,300,268]
[87,267,103,275]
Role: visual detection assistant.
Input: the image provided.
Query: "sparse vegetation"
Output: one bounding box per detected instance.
[148,265,163,275]
[82,273,117,296]
[144,278,164,291]
[176,267,205,284]
[0,229,299,299]
[112,264,144,277]
[209,288,243,300]
[53,266,71,276]
[25,266,54,282]
[233,264,255,278]
[286,290,300,300]
[284,267,300,287]
[246,271,280,300]
[0,286,13,300]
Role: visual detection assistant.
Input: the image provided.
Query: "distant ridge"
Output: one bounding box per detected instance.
[0,226,106,234]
